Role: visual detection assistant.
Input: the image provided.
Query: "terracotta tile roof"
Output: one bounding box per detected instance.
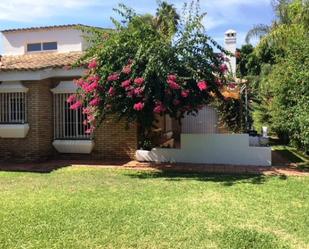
[0,52,83,72]
[1,24,111,33]
[2,24,88,33]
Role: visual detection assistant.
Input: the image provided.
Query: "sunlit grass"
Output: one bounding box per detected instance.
[0,167,308,249]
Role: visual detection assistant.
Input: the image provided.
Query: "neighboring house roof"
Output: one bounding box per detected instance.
[1,24,104,33]
[0,52,83,72]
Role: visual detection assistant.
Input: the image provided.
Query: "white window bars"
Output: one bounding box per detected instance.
[0,82,28,124]
[53,93,91,140]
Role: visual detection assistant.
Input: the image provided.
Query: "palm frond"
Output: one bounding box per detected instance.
[245,24,271,44]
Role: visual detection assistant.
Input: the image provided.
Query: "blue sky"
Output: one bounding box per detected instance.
[0,0,274,51]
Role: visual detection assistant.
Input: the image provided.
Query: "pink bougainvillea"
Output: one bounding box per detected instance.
[167,80,180,90]
[133,102,145,111]
[121,79,131,88]
[220,64,228,73]
[181,90,190,98]
[66,94,77,103]
[70,101,82,110]
[153,101,166,114]
[89,97,101,106]
[88,59,98,69]
[197,81,208,91]
[107,73,120,82]
[134,77,145,85]
[108,87,116,96]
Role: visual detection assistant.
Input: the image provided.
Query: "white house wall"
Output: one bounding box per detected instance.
[136,134,272,166]
[2,28,85,55]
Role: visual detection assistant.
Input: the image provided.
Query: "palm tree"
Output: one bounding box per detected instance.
[245,0,292,43]
[155,1,180,38]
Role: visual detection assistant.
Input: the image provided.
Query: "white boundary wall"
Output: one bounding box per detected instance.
[136,134,272,166]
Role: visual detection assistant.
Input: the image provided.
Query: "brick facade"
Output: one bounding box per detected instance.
[0,79,138,162]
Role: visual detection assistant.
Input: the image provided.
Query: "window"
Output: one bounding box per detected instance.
[43,42,58,51]
[27,43,41,52]
[0,92,27,124]
[27,42,58,52]
[53,93,91,140]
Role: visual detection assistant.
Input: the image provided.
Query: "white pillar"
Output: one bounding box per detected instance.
[224,29,237,76]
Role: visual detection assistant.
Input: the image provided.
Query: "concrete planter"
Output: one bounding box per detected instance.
[53,140,94,154]
[0,124,29,138]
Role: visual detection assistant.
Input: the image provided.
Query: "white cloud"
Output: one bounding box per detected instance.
[0,0,113,22]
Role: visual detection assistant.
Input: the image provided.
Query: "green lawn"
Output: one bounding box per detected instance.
[0,167,308,249]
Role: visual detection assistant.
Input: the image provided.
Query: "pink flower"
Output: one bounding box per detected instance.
[89,97,100,106]
[173,99,180,106]
[197,81,208,91]
[82,107,91,115]
[88,75,100,83]
[70,101,82,110]
[127,90,135,98]
[87,114,95,123]
[215,78,223,87]
[85,127,95,134]
[88,59,98,69]
[83,120,88,126]
[84,81,99,93]
[181,90,190,98]
[122,65,132,74]
[133,102,145,111]
[107,73,119,81]
[66,94,76,103]
[134,87,144,96]
[121,79,131,88]
[167,74,177,81]
[220,64,228,73]
[153,102,166,114]
[134,77,144,85]
[108,87,116,96]
[167,80,180,90]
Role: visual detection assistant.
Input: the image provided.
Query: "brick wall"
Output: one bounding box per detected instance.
[0,79,138,162]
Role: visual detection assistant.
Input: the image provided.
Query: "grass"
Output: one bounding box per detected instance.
[0,167,308,249]
[272,144,309,171]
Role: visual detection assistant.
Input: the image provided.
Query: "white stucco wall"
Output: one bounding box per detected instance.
[136,134,272,166]
[2,28,86,55]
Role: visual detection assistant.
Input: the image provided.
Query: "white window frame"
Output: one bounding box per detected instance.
[26,41,58,53]
[0,82,28,124]
[51,81,91,140]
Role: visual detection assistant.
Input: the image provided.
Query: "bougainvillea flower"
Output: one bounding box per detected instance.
[181,90,190,98]
[66,94,76,103]
[122,65,132,74]
[70,101,82,110]
[134,87,144,96]
[107,73,120,81]
[153,102,166,113]
[89,97,100,106]
[121,80,131,88]
[134,77,145,85]
[88,59,98,69]
[220,64,228,73]
[108,87,116,96]
[167,74,177,81]
[167,80,180,90]
[197,81,208,91]
[133,102,145,111]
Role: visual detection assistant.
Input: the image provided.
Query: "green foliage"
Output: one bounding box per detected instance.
[75,1,228,146]
[250,0,309,152]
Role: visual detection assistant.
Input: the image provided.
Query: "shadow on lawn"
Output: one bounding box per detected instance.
[125,171,287,186]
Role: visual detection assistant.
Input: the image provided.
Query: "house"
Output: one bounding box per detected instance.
[0,24,138,162]
[0,24,271,166]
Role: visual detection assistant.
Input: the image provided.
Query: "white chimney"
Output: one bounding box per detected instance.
[224,29,237,76]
